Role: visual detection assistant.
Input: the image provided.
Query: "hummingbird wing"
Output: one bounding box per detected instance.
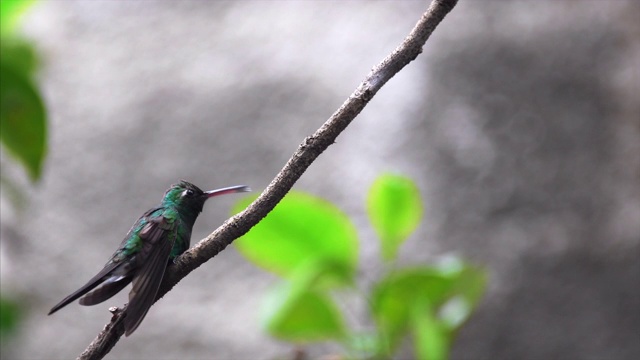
[47,206,162,315]
[77,208,164,307]
[123,213,177,336]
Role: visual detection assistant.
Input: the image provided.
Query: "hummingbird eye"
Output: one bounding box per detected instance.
[182,189,194,197]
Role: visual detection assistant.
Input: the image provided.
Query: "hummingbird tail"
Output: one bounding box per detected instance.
[79,276,132,306]
[48,262,121,315]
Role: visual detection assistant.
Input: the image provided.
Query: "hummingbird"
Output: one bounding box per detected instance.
[48,180,250,336]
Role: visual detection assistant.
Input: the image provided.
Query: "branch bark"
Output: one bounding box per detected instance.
[77,0,458,358]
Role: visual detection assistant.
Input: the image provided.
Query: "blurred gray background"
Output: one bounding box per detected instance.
[1,1,638,359]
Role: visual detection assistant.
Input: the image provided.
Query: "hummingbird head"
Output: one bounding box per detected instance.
[162,180,251,215]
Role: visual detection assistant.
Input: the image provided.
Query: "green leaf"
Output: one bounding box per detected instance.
[371,268,455,351]
[412,302,450,360]
[367,174,423,261]
[0,172,28,211]
[455,265,487,308]
[290,258,355,290]
[347,332,380,358]
[370,261,486,353]
[430,256,487,329]
[262,284,346,343]
[0,62,47,181]
[260,260,350,343]
[0,0,37,36]
[1,37,39,76]
[439,296,471,330]
[0,296,22,337]
[233,191,358,279]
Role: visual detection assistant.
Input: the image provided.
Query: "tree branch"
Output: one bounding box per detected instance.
[77,1,458,358]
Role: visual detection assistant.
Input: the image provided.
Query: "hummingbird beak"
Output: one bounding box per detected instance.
[204,185,251,198]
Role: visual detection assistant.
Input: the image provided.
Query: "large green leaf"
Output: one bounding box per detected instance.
[232,191,358,278]
[0,62,47,181]
[262,284,346,343]
[367,174,423,261]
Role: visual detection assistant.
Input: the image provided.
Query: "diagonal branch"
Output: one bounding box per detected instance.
[77,0,458,358]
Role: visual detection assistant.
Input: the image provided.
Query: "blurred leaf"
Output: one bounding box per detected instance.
[371,268,454,351]
[367,174,423,261]
[347,332,380,358]
[1,37,39,76]
[370,261,486,353]
[291,258,355,291]
[0,296,22,336]
[433,257,486,329]
[446,266,486,328]
[233,191,358,278]
[459,266,487,304]
[0,172,28,212]
[412,301,449,360]
[0,62,47,181]
[262,283,346,343]
[0,0,37,36]
[439,296,471,330]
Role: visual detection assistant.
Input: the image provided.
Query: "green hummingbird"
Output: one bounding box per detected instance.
[48,180,250,336]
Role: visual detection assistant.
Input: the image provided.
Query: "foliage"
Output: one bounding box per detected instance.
[0,0,47,182]
[0,0,43,350]
[0,296,22,338]
[368,174,423,261]
[234,192,358,282]
[233,174,486,359]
